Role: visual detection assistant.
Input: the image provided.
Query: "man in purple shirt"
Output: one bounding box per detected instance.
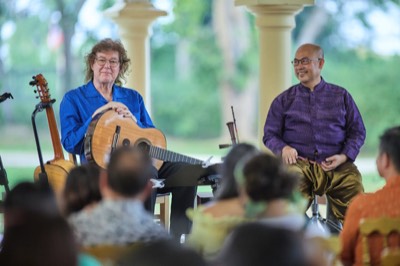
[263,43,365,228]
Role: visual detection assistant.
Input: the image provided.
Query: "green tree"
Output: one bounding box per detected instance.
[151,0,259,140]
[54,0,86,93]
[151,0,223,138]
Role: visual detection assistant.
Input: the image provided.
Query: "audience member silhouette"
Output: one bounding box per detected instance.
[187,143,259,258]
[68,146,169,247]
[2,181,59,228]
[0,214,78,266]
[61,163,102,217]
[214,222,308,266]
[237,153,306,229]
[118,239,207,266]
[341,126,400,265]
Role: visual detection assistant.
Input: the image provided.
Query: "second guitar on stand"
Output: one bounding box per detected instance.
[30,74,75,192]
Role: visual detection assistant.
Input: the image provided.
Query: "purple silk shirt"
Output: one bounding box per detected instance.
[263,78,366,163]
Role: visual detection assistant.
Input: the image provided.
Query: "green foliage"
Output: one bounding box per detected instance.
[293,1,400,53]
[322,50,400,154]
[230,46,259,93]
[4,17,56,69]
[166,0,212,36]
[151,42,222,138]
[151,0,223,138]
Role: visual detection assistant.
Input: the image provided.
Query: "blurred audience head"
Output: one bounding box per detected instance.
[240,153,298,202]
[377,125,400,177]
[215,143,259,200]
[118,239,207,266]
[0,215,78,266]
[214,222,308,266]
[234,153,300,218]
[103,146,153,199]
[3,181,59,228]
[61,163,102,217]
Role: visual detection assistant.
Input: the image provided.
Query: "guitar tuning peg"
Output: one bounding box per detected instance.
[34,90,37,93]
[36,96,39,99]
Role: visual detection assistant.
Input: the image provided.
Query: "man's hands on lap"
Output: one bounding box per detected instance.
[281,145,348,172]
[282,145,298,165]
[321,154,347,171]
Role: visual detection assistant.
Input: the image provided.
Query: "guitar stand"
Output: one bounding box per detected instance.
[31,100,55,187]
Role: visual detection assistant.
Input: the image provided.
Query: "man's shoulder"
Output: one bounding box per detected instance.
[274,84,300,99]
[349,189,384,211]
[322,81,350,94]
[351,192,372,205]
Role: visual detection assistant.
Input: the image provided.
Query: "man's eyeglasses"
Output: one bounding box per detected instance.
[291,58,321,66]
[95,58,120,68]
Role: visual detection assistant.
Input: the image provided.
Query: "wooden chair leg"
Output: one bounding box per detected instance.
[155,193,170,231]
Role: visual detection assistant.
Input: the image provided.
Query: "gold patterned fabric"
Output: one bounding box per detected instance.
[290,160,364,222]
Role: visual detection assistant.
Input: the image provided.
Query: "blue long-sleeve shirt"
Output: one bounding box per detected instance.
[60,81,154,162]
[263,78,366,163]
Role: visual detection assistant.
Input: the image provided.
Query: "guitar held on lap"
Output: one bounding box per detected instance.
[84,109,210,170]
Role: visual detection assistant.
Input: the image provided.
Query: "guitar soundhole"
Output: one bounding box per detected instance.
[136,141,150,154]
[122,139,130,147]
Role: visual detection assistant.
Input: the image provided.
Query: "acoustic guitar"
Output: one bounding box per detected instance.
[84,109,205,170]
[31,74,75,192]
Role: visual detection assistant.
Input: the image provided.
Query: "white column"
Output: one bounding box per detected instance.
[104,0,167,112]
[235,0,315,150]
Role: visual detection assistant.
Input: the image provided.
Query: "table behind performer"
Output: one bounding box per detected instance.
[263,43,366,228]
[60,38,217,240]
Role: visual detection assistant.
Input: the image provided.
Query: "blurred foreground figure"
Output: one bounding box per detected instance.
[341,126,400,266]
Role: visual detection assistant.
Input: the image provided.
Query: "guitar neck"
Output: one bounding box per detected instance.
[46,107,65,160]
[149,146,203,165]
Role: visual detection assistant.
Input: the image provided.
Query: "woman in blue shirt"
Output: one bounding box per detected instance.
[60,38,216,241]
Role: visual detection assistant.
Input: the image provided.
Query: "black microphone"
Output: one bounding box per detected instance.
[0,92,13,103]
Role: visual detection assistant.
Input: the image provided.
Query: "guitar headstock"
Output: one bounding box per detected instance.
[30,74,51,103]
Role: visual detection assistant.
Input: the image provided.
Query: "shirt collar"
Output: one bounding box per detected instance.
[83,81,128,100]
[84,81,102,98]
[112,84,129,100]
[299,77,326,92]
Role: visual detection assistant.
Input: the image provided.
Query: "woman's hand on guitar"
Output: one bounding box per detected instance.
[115,106,137,122]
[92,102,137,122]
